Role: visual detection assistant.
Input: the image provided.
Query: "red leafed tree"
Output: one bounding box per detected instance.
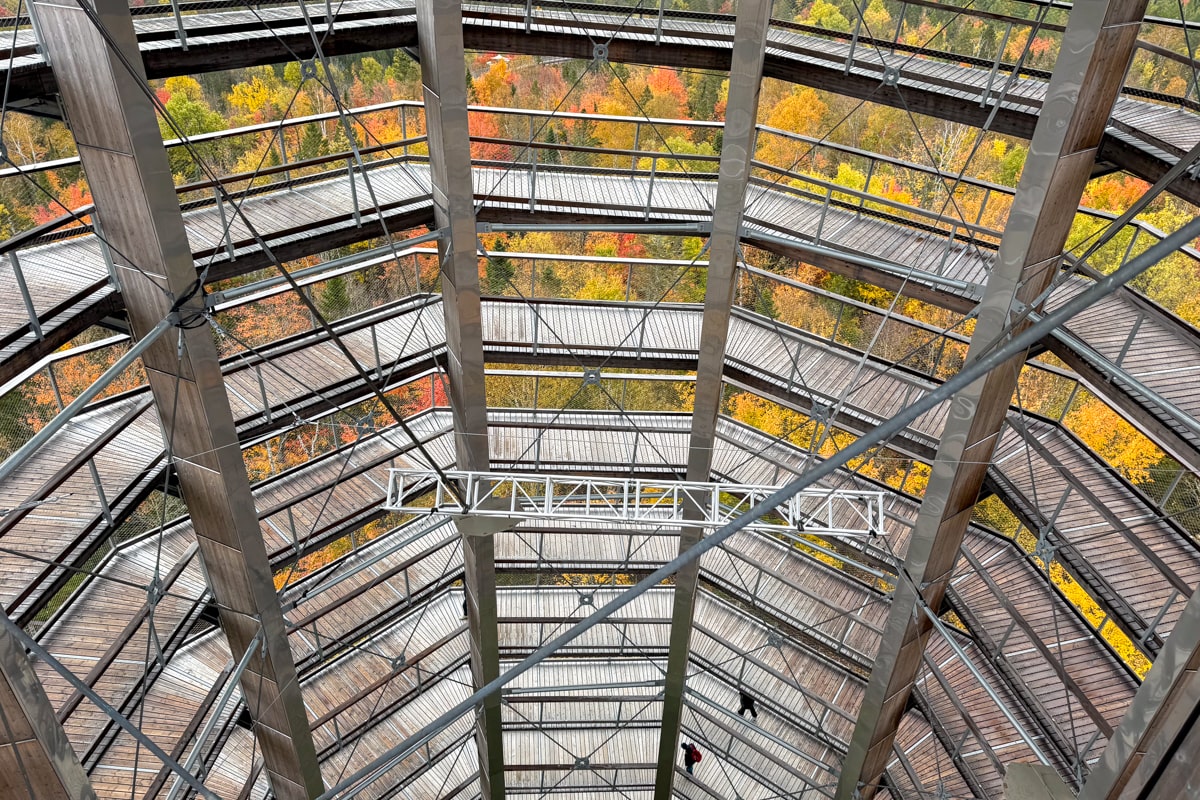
[616,233,648,259]
[30,174,93,226]
[396,375,451,415]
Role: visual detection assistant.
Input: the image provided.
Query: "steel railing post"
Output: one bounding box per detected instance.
[9,251,43,341]
[400,106,408,156]
[212,186,236,260]
[529,116,537,212]
[278,127,291,183]
[24,0,49,66]
[981,22,1013,108]
[845,7,863,74]
[348,158,362,227]
[168,0,189,51]
[645,156,658,220]
[631,122,641,173]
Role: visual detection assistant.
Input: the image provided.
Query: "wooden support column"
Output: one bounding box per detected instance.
[0,621,95,800]
[415,0,504,796]
[836,0,1149,796]
[31,1,324,798]
[653,0,772,796]
[1078,582,1200,800]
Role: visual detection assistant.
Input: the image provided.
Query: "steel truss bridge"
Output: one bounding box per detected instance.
[383,469,889,537]
[0,1,1197,800]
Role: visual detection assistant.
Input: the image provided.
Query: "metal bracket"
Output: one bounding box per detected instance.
[354,414,375,438]
[300,59,318,80]
[1032,537,1056,565]
[767,632,783,648]
[579,593,594,607]
[574,756,590,769]
[391,653,407,671]
[582,368,602,386]
[882,66,900,87]
[592,43,608,62]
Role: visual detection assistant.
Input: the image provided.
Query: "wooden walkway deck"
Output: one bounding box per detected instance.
[11,290,1171,624]
[11,299,1174,711]
[23,408,1140,798]
[0,294,446,621]
[0,0,1195,201]
[4,159,1195,475]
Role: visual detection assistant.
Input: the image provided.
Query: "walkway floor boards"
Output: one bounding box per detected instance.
[992,418,1197,642]
[12,299,1187,693]
[713,414,1141,786]
[35,434,462,795]
[916,631,1050,799]
[18,408,1141,798]
[706,527,887,667]
[0,399,165,616]
[0,299,447,619]
[951,532,1135,763]
[1048,278,1200,455]
[0,0,1194,191]
[686,671,838,794]
[7,159,1195,484]
[890,709,977,800]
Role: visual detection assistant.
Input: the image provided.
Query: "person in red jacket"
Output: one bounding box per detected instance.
[681,742,702,774]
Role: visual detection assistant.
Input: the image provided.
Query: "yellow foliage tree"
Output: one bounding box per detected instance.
[1064,393,1163,484]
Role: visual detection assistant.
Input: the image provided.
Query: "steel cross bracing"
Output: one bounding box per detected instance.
[5,118,1200,484]
[0,407,1161,796]
[2,10,1200,800]
[838,0,1155,796]
[2,285,1188,714]
[383,469,888,539]
[5,103,1200,448]
[309,214,1200,800]
[0,283,1180,796]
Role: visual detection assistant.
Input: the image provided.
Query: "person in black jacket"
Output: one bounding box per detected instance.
[738,690,758,720]
[681,742,702,774]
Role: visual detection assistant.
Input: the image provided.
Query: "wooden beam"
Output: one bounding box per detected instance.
[31,1,324,798]
[415,0,505,796]
[655,1,772,796]
[0,618,95,800]
[836,0,1150,796]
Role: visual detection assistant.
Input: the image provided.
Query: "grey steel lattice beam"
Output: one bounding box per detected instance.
[836,0,1150,797]
[414,0,505,796]
[654,0,772,796]
[1078,583,1200,800]
[31,1,324,798]
[0,619,95,800]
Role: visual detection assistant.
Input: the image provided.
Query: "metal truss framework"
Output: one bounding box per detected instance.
[838,0,1154,796]
[312,214,1200,799]
[384,469,888,538]
[30,1,325,798]
[3,102,1198,470]
[0,1,1198,798]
